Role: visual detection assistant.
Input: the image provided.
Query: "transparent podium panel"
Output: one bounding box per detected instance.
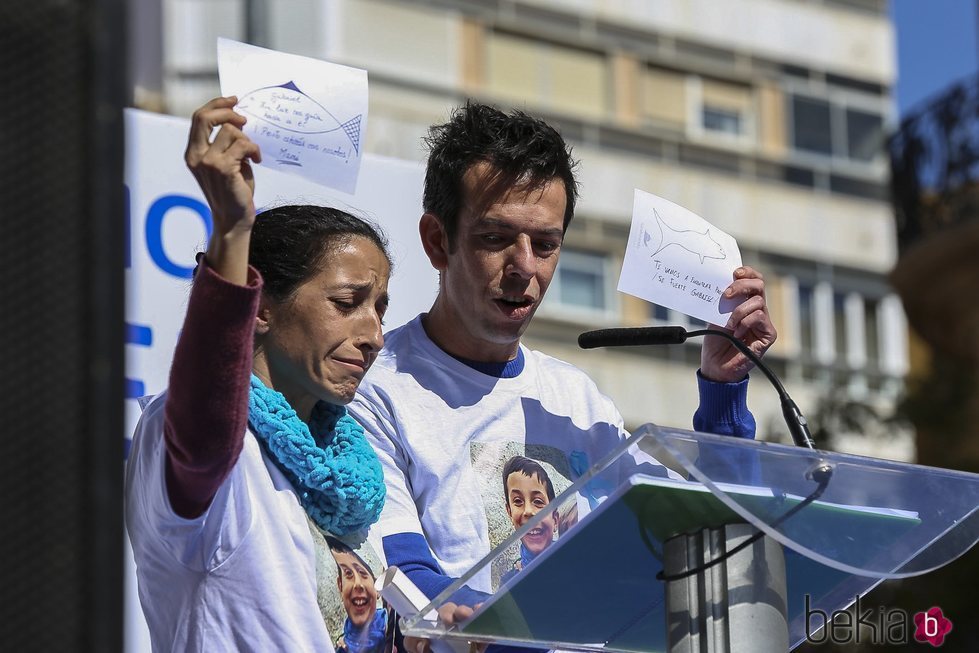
[401,425,979,652]
[642,425,979,578]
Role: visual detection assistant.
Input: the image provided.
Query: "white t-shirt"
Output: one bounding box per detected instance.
[349,315,666,594]
[125,392,335,652]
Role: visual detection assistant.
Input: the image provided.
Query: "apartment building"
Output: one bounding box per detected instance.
[140,0,912,457]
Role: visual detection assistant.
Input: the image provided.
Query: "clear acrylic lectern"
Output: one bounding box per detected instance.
[400,425,979,652]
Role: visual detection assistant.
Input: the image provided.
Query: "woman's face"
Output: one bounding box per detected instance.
[256,236,390,417]
[333,549,378,629]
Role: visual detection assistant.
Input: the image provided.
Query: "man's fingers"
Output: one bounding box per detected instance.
[436,601,475,626]
[452,604,475,621]
[733,265,764,281]
[733,307,776,341]
[403,636,429,653]
[405,635,432,653]
[723,277,765,300]
[725,295,767,330]
[437,602,459,625]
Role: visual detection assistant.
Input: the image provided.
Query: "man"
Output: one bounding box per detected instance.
[348,102,776,608]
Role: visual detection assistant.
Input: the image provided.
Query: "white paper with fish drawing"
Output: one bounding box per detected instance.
[618,189,742,326]
[217,38,367,195]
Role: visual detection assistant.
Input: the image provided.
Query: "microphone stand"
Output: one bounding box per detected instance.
[685,328,815,450]
[579,323,834,628]
[579,326,817,450]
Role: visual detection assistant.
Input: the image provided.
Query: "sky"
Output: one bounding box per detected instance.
[892,0,978,116]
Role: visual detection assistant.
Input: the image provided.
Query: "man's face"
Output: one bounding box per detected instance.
[427,162,566,361]
[333,550,378,629]
[505,471,556,557]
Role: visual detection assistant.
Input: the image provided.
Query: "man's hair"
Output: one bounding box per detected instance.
[502,455,556,503]
[423,101,580,246]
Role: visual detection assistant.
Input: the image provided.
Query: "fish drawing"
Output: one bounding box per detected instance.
[639,208,726,264]
[236,80,362,159]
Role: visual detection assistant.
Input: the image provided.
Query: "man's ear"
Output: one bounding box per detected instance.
[419,212,449,271]
[255,297,273,336]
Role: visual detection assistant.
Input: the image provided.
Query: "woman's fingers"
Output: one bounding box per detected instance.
[224,132,262,165]
[185,96,243,165]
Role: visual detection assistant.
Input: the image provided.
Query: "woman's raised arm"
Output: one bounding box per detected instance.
[163,97,264,518]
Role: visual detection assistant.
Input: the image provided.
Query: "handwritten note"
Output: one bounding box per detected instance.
[618,189,742,325]
[218,38,368,194]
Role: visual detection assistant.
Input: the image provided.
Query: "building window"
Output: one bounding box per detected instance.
[791,96,833,155]
[651,303,671,322]
[694,78,754,144]
[486,31,608,121]
[780,270,903,391]
[641,66,687,128]
[846,108,884,162]
[864,297,880,368]
[555,249,608,311]
[648,303,703,329]
[788,93,885,163]
[543,248,620,322]
[833,292,848,363]
[702,106,742,134]
[798,283,815,358]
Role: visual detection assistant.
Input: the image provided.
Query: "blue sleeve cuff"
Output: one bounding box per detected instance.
[693,369,756,439]
[382,533,489,607]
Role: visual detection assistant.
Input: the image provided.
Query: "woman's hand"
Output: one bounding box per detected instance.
[184,96,262,284]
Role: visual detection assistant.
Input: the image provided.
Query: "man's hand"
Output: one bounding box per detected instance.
[404,603,483,653]
[184,96,263,284]
[700,266,777,382]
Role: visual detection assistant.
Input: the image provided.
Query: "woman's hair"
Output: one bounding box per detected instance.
[249,205,391,302]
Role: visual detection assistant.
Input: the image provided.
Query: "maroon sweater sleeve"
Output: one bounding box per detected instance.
[163,258,263,518]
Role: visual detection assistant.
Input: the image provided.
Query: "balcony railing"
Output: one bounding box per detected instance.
[889,73,979,253]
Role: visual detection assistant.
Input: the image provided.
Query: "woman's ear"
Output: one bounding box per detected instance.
[419,213,449,271]
[255,297,273,336]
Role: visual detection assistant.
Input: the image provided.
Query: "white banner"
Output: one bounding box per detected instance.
[123,108,433,651]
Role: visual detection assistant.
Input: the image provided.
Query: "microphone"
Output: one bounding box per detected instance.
[578,326,816,449]
[578,326,687,348]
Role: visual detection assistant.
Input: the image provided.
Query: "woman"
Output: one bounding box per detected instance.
[125,96,390,651]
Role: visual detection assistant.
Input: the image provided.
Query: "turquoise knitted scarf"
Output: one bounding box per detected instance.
[248,374,385,535]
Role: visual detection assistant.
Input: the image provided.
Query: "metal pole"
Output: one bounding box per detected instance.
[244,0,269,46]
[663,524,789,653]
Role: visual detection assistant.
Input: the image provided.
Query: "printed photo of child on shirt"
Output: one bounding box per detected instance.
[471,442,578,589]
